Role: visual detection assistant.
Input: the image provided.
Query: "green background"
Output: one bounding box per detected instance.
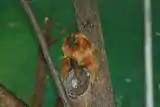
[0,0,159,107]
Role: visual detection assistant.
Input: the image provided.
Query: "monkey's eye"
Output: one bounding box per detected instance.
[68,36,76,47]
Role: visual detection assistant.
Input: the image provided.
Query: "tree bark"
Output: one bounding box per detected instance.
[0,83,28,107]
[72,0,115,107]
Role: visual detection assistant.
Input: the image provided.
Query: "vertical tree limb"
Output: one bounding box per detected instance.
[32,17,74,107]
[72,0,115,107]
[31,17,52,107]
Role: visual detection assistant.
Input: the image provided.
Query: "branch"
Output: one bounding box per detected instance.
[20,1,71,107]
[31,17,52,107]
[0,83,28,107]
[72,0,115,107]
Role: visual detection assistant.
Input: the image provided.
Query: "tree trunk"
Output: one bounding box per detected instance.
[72,0,115,107]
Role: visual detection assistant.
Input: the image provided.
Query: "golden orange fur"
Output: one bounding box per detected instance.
[61,32,98,83]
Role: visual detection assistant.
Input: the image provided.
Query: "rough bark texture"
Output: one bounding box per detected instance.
[72,0,115,107]
[0,83,28,107]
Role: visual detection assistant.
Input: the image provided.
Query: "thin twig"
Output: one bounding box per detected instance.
[20,0,71,107]
[32,17,52,107]
[31,51,46,107]
[33,16,74,107]
[55,97,62,107]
